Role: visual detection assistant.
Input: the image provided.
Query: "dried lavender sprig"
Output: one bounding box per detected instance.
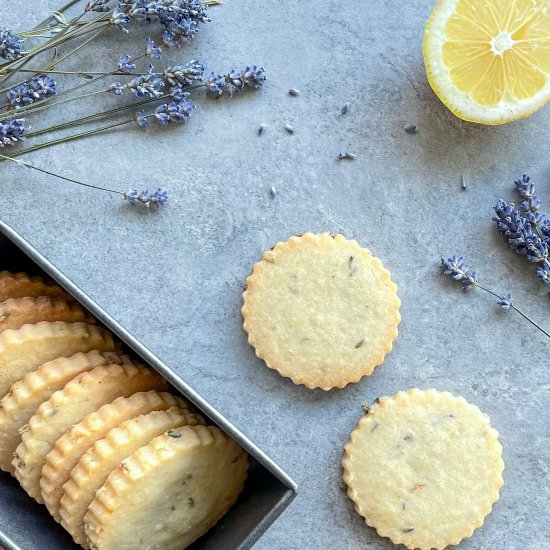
[0,29,26,61]
[0,12,108,86]
[3,61,263,142]
[22,83,203,139]
[0,152,167,209]
[205,65,266,96]
[0,117,28,147]
[6,75,57,107]
[0,52,150,122]
[440,256,550,339]
[493,174,550,293]
[0,61,264,156]
[124,188,168,208]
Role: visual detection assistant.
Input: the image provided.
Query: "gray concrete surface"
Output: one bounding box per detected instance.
[1,1,549,549]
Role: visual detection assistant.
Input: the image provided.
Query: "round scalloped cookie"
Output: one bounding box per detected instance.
[242,233,400,390]
[42,392,192,522]
[342,389,504,550]
[0,296,95,333]
[0,321,115,399]
[0,271,70,302]
[0,350,125,474]
[13,363,168,503]
[85,425,248,550]
[60,407,205,546]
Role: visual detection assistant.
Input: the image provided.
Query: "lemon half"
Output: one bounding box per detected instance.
[424,0,550,124]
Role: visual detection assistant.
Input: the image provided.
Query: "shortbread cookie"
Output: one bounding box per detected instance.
[43,393,192,522]
[342,389,504,550]
[0,296,95,333]
[85,425,248,550]
[60,407,205,546]
[0,350,124,474]
[242,233,401,390]
[0,321,115,398]
[0,271,70,302]
[13,363,168,502]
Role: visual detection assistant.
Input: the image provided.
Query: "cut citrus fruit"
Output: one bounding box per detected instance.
[424,0,550,124]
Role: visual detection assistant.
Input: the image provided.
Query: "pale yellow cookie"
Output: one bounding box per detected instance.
[85,425,248,550]
[342,389,504,550]
[0,271,70,302]
[0,296,95,333]
[242,233,401,390]
[0,350,125,474]
[0,321,115,399]
[13,363,168,503]
[43,393,192,522]
[60,407,205,546]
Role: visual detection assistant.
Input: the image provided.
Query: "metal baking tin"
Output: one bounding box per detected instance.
[0,220,298,550]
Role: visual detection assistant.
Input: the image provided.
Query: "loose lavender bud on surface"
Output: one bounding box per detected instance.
[288,88,300,96]
[404,124,417,134]
[145,38,162,59]
[0,118,27,147]
[124,188,168,208]
[284,124,294,134]
[258,123,267,136]
[497,294,514,310]
[341,103,349,115]
[118,54,136,73]
[164,61,204,86]
[338,152,356,160]
[270,186,277,198]
[461,175,467,190]
[0,28,26,61]
[440,256,477,291]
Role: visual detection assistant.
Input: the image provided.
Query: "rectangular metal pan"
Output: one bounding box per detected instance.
[0,220,297,550]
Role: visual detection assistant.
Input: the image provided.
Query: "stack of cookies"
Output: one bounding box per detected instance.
[0,271,248,549]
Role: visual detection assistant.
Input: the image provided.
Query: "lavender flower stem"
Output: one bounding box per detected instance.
[14,89,108,122]
[0,21,110,93]
[0,12,106,87]
[510,305,550,338]
[0,54,149,121]
[1,119,134,160]
[21,82,204,137]
[0,75,105,121]
[0,54,149,122]
[476,283,550,339]
[0,10,91,79]
[23,0,85,35]
[26,92,172,137]
[49,24,110,68]
[0,154,123,195]
[474,283,502,300]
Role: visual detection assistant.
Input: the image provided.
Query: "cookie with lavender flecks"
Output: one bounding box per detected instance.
[242,233,400,390]
[342,389,504,550]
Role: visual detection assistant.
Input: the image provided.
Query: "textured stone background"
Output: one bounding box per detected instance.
[0,1,549,549]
